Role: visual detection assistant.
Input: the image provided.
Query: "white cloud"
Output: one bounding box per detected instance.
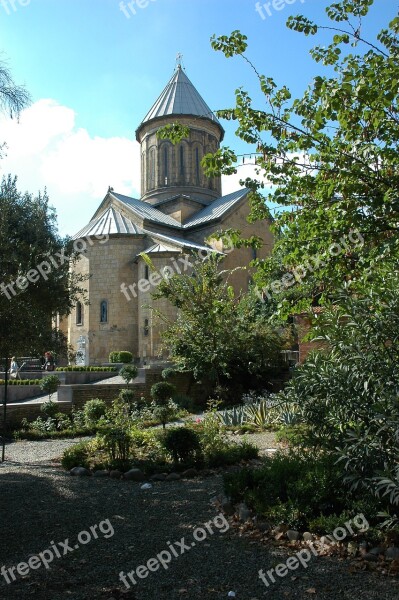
[222,162,273,196]
[0,99,140,236]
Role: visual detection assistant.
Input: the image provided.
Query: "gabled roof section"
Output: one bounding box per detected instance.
[111,192,182,229]
[183,188,250,229]
[73,206,144,239]
[142,229,217,253]
[137,65,224,138]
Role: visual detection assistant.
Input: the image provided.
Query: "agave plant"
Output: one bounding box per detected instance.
[244,400,270,429]
[218,405,248,427]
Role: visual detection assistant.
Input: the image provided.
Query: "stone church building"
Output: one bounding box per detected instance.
[64,65,273,365]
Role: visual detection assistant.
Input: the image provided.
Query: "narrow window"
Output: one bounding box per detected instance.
[149,148,156,189]
[164,146,168,185]
[144,265,149,280]
[144,318,149,337]
[195,147,200,182]
[180,145,184,175]
[76,301,83,325]
[100,300,108,323]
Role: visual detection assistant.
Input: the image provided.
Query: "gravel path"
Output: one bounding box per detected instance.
[0,438,398,600]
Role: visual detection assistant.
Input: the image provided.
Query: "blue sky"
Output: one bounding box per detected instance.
[0,0,395,235]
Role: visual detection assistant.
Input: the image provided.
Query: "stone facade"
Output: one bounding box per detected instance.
[64,66,274,364]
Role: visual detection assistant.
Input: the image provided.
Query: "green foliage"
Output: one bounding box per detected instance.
[100,428,133,467]
[152,254,288,395]
[208,3,399,316]
[161,367,177,380]
[0,175,86,359]
[218,405,247,427]
[40,400,59,419]
[109,351,133,363]
[55,366,117,372]
[161,427,201,463]
[119,364,138,386]
[0,379,41,385]
[172,393,196,413]
[39,375,61,400]
[61,440,93,470]
[119,351,133,364]
[83,399,107,427]
[151,399,179,429]
[118,388,136,406]
[224,450,350,530]
[156,123,190,144]
[280,275,399,512]
[151,382,176,403]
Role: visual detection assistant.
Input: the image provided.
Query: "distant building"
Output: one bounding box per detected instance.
[63,65,273,364]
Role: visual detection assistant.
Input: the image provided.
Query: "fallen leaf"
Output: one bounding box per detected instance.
[306,588,316,594]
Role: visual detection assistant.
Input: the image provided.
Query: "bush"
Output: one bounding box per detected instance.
[162,368,177,380]
[0,379,41,385]
[83,399,107,427]
[100,428,133,467]
[109,351,120,363]
[61,440,92,470]
[151,382,176,403]
[40,400,59,419]
[151,399,180,429]
[119,351,133,364]
[118,389,136,406]
[109,351,133,363]
[40,375,61,400]
[119,365,138,386]
[162,427,201,463]
[55,366,117,372]
[172,393,195,412]
[223,450,349,530]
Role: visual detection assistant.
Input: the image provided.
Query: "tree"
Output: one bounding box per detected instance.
[206,0,399,315]
[150,254,288,396]
[0,58,31,157]
[0,176,86,459]
[0,175,85,359]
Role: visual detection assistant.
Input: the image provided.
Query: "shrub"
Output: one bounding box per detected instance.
[162,427,201,463]
[151,399,179,429]
[40,375,61,400]
[119,364,138,386]
[162,368,177,380]
[40,400,59,419]
[119,351,133,364]
[61,440,92,470]
[101,428,133,466]
[172,393,195,412]
[55,366,117,372]
[83,399,107,427]
[151,382,176,403]
[206,439,259,468]
[224,450,347,530]
[109,351,120,363]
[118,388,136,406]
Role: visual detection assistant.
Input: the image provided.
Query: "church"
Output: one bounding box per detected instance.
[64,64,273,365]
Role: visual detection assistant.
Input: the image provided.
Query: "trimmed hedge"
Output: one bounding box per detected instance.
[109,351,133,364]
[55,366,117,372]
[0,379,41,385]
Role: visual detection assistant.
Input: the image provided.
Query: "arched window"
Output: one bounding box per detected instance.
[149,148,156,189]
[100,300,108,323]
[76,301,83,325]
[164,146,168,185]
[179,145,184,175]
[195,147,200,182]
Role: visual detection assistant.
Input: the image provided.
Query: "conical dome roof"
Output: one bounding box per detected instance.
[136,65,224,139]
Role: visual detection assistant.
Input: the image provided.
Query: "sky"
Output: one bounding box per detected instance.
[0,0,396,236]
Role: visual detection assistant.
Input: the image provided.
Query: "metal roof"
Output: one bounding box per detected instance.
[138,65,223,133]
[183,188,249,228]
[73,206,144,239]
[111,192,182,228]
[142,229,216,253]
